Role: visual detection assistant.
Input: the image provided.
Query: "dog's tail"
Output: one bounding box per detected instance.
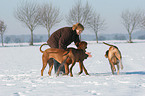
[39,43,48,53]
[103,42,114,47]
[103,42,118,49]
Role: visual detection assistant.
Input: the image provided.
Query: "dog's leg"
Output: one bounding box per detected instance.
[64,64,69,75]
[78,61,83,75]
[82,63,89,75]
[48,59,53,76]
[48,64,53,76]
[109,60,116,72]
[109,62,114,75]
[70,60,76,77]
[41,59,47,76]
[117,57,123,70]
[115,53,123,70]
[110,66,114,75]
[78,61,89,75]
[117,64,119,75]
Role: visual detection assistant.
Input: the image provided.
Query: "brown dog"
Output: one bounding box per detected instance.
[40,44,75,76]
[40,41,90,77]
[64,41,90,77]
[103,42,123,75]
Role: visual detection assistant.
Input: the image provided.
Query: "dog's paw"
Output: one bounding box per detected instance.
[78,71,83,75]
[86,73,90,75]
[70,74,73,77]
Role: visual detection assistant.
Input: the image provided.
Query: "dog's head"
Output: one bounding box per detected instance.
[76,41,87,51]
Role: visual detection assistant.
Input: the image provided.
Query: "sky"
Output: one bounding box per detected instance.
[0,0,145,35]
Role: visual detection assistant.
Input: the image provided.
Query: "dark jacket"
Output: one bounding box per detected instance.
[47,27,80,49]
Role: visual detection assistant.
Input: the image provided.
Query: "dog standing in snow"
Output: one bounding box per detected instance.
[103,42,123,75]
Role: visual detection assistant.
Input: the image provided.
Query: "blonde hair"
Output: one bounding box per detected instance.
[72,23,84,31]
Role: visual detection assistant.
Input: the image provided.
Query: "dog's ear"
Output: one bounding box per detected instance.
[105,50,109,58]
[81,41,87,44]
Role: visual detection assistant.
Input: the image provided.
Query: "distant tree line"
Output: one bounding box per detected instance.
[1,0,145,46]
[4,35,46,43]
[3,33,145,44]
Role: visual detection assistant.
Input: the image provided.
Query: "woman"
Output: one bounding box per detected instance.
[47,23,91,73]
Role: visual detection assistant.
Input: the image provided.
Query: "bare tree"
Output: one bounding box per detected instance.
[0,20,6,46]
[140,12,145,29]
[38,3,62,38]
[121,10,141,43]
[87,13,106,43]
[15,1,39,45]
[66,0,93,39]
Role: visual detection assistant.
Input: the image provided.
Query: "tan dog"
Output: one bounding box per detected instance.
[103,42,123,75]
[64,41,90,76]
[40,44,75,76]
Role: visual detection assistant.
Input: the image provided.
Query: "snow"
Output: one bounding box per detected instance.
[0,40,145,96]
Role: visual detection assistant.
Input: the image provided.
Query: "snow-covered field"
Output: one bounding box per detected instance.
[0,40,145,96]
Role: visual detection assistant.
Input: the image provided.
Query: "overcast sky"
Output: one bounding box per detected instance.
[0,0,145,35]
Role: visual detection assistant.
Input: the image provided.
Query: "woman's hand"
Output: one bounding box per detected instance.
[85,52,92,57]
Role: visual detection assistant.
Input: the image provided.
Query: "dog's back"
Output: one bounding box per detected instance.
[109,46,121,58]
[103,42,122,60]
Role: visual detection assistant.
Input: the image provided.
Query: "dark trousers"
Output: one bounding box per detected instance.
[53,59,65,73]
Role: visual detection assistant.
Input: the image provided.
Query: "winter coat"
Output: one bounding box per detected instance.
[47,27,80,49]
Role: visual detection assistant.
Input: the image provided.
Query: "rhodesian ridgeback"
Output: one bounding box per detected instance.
[64,41,91,76]
[40,44,75,76]
[103,42,123,75]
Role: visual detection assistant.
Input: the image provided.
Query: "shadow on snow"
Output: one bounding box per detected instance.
[122,71,145,75]
[89,71,145,76]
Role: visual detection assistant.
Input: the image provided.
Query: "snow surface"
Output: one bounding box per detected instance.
[0,40,145,96]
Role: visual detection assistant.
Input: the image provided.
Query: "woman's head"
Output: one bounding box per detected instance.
[72,23,84,35]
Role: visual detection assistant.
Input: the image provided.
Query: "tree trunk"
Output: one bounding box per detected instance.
[30,30,33,45]
[128,33,132,43]
[1,33,4,46]
[47,29,50,38]
[95,31,98,43]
